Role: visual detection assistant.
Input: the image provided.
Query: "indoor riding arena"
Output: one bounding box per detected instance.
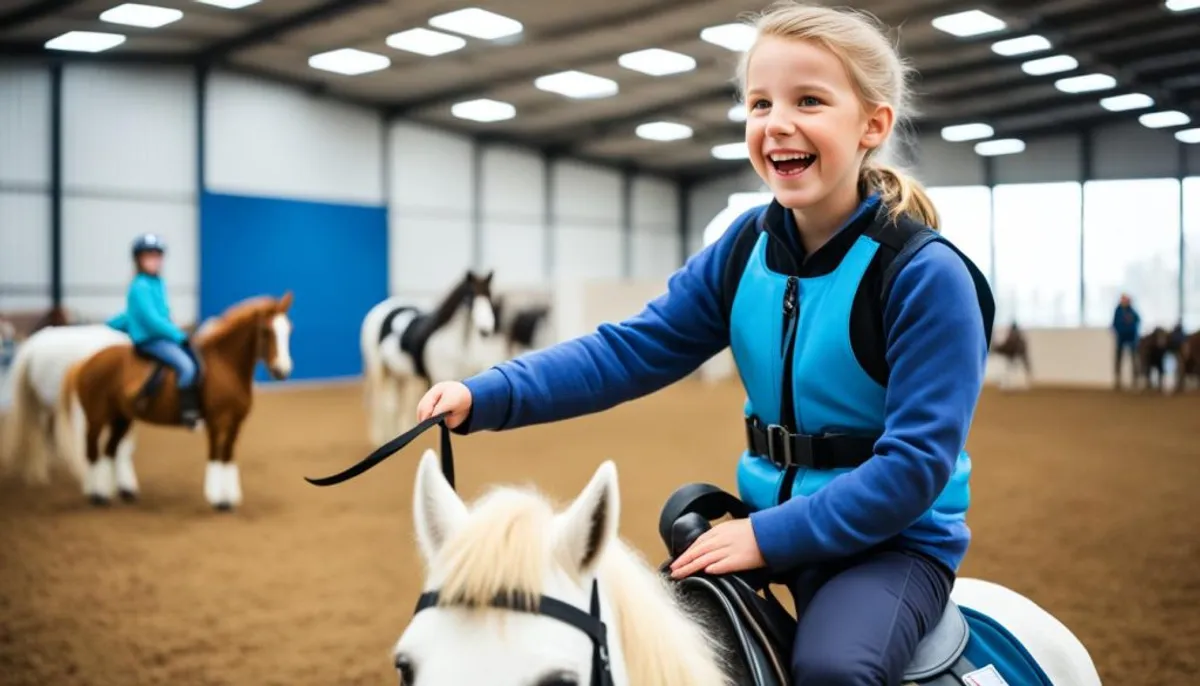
[1,1,1198,685]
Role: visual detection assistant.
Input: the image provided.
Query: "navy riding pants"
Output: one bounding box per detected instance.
[138,339,197,388]
[786,546,954,686]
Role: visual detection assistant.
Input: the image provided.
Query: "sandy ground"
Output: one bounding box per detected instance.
[1,381,1197,685]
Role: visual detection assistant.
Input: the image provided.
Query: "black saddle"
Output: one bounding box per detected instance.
[658,484,974,685]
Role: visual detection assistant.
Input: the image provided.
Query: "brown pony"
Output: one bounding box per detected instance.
[54,293,294,510]
[992,322,1032,389]
[1135,327,1170,393]
[1178,330,1200,392]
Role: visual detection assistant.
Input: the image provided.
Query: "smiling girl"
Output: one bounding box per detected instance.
[415,3,994,683]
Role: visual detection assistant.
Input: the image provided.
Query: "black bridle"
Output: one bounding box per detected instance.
[305,414,615,686]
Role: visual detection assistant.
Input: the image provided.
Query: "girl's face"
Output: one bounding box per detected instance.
[139,251,163,275]
[743,37,891,214]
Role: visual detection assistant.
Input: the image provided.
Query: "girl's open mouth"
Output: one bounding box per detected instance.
[769,152,816,176]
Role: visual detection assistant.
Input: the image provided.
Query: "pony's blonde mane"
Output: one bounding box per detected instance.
[433,484,728,686]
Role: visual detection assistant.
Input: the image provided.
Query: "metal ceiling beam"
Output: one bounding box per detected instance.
[195,0,386,62]
[0,0,85,32]
[0,39,191,64]
[387,0,969,116]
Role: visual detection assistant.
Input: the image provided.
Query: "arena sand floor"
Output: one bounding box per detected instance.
[1,380,1197,685]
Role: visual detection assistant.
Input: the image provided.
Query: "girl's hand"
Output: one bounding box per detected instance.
[668,519,766,579]
[416,381,473,429]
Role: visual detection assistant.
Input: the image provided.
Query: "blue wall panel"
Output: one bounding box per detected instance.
[199,191,387,382]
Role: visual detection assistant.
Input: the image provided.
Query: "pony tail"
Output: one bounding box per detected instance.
[861,162,940,230]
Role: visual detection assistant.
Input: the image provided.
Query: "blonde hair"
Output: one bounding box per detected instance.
[736,2,940,229]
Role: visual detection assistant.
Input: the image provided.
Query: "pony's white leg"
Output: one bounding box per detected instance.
[222,463,242,507]
[204,461,224,507]
[114,432,139,500]
[952,578,1102,686]
[396,377,424,434]
[89,456,115,502]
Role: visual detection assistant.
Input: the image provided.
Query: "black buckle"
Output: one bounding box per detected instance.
[766,424,793,467]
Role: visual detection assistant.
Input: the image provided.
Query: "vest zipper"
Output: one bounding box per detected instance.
[778,276,800,504]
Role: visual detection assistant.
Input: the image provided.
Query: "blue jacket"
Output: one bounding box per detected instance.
[458,196,991,573]
[1112,305,1140,342]
[108,273,187,345]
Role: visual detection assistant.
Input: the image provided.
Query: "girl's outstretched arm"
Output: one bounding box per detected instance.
[460,209,756,434]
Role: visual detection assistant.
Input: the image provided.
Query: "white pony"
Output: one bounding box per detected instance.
[359,270,502,445]
[0,324,137,493]
[396,451,1102,686]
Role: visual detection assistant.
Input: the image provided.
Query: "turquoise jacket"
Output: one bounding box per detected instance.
[106,273,187,345]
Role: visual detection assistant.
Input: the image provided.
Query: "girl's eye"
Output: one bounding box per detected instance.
[800,96,821,107]
[751,99,770,110]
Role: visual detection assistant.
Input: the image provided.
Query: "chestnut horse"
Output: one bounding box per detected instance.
[1177,330,1200,392]
[991,321,1032,390]
[54,293,294,510]
[1135,327,1171,393]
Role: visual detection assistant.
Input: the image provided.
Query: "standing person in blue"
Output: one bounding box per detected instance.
[1111,293,1140,390]
[415,3,993,684]
[107,233,201,429]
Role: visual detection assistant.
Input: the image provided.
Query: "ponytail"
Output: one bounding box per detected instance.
[860,162,940,230]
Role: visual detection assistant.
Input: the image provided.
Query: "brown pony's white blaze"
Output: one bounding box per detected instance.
[55,292,295,510]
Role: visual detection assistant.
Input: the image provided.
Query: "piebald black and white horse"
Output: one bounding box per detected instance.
[359,270,502,444]
[494,297,553,358]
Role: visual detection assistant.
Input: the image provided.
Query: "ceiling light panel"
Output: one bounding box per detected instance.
[428,7,522,40]
[1054,73,1116,93]
[699,23,757,51]
[711,142,749,160]
[1139,110,1190,128]
[1021,54,1078,75]
[534,70,618,99]
[1099,93,1154,111]
[45,31,126,52]
[941,122,994,142]
[195,0,260,7]
[100,3,183,28]
[386,28,466,56]
[308,48,390,76]
[991,34,1050,56]
[974,138,1025,156]
[451,98,516,122]
[618,48,696,76]
[931,10,1006,37]
[636,121,693,141]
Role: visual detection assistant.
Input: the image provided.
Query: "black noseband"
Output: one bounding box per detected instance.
[305,414,615,686]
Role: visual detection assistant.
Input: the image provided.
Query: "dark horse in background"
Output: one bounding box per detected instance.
[493,297,553,359]
[1134,324,1200,393]
[991,321,1032,390]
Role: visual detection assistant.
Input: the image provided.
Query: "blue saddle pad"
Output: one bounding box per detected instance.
[958,606,1054,686]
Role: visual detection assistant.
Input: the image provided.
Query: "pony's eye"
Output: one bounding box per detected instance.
[536,671,579,686]
[394,654,416,685]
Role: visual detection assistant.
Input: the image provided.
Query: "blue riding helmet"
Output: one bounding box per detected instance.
[131,233,166,257]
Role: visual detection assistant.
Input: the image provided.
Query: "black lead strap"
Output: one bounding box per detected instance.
[304,412,613,686]
[304,412,455,488]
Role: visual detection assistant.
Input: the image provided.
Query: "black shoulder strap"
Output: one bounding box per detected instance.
[718,204,769,324]
[867,213,996,350]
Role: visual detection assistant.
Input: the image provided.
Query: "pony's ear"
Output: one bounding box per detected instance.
[552,461,620,578]
[483,270,494,285]
[413,449,467,563]
[278,291,294,313]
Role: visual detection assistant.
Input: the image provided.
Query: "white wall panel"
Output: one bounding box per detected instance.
[207,70,384,205]
[62,64,195,198]
[1187,143,1200,176]
[554,160,621,224]
[482,221,544,287]
[555,225,622,281]
[914,136,985,187]
[389,216,472,297]
[0,64,50,188]
[686,169,764,255]
[994,135,1081,184]
[632,175,676,228]
[631,232,680,280]
[1092,121,1178,180]
[0,191,51,311]
[481,144,543,220]
[62,196,197,324]
[390,121,473,211]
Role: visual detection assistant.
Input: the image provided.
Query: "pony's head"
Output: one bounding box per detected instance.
[259,291,295,380]
[463,270,498,339]
[393,452,727,686]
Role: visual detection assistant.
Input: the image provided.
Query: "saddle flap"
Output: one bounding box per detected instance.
[903,600,970,681]
[675,575,791,686]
